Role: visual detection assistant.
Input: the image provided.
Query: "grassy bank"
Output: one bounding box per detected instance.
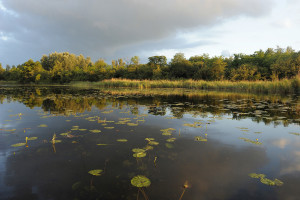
[70,77,300,94]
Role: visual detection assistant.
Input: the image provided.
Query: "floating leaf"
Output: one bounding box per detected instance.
[145,138,155,141]
[131,175,151,187]
[148,141,159,146]
[249,173,283,186]
[89,129,101,133]
[38,124,48,128]
[88,169,103,176]
[132,148,145,153]
[133,152,147,158]
[127,123,138,126]
[166,138,176,142]
[194,136,207,142]
[27,137,38,140]
[78,129,87,131]
[117,139,128,142]
[249,173,266,179]
[144,145,154,150]
[11,143,26,147]
[97,144,109,146]
[104,127,115,129]
[239,137,262,145]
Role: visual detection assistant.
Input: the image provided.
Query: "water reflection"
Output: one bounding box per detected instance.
[0,86,299,200]
[0,86,299,126]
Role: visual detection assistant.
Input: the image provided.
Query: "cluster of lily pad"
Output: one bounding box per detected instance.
[249,173,283,186]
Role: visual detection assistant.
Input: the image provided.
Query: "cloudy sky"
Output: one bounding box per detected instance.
[1,0,300,66]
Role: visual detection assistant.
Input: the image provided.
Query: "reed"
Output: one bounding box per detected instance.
[70,77,300,94]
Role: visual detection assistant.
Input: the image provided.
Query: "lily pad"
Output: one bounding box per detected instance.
[249,173,266,179]
[88,169,103,176]
[166,138,176,142]
[148,141,159,146]
[104,127,115,129]
[27,137,38,141]
[131,175,151,187]
[89,129,101,133]
[249,173,283,186]
[133,152,147,158]
[132,148,145,153]
[194,136,207,142]
[117,139,128,142]
[38,124,48,128]
[239,137,262,145]
[11,143,26,147]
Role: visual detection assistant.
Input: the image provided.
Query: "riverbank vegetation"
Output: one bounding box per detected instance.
[0,46,299,93]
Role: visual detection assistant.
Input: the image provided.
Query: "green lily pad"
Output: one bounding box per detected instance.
[133,152,147,158]
[194,136,207,142]
[148,141,159,146]
[239,137,262,145]
[27,137,38,140]
[131,175,151,187]
[117,139,128,142]
[11,143,26,147]
[132,148,146,153]
[89,129,101,133]
[144,145,154,150]
[249,173,266,179]
[88,169,103,176]
[38,124,48,128]
[104,127,115,129]
[249,173,283,186]
[166,138,176,142]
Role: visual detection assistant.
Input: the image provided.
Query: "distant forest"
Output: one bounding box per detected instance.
[0,46,299,83]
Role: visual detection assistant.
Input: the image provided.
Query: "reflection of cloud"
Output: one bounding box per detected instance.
[280,151,300,175]
[272,138,290,149]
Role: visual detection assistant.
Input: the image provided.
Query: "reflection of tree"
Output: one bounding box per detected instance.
[0,87,299,126]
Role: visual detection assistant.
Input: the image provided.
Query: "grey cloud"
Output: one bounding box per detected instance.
[0,0,274,65]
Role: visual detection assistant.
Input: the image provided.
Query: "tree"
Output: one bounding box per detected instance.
[148,56,167,66]
[130,56,140,66]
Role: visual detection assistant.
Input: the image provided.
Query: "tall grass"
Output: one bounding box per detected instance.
[70,77,300,94]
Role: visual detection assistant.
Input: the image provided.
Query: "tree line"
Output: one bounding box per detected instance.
[0,46,299,83]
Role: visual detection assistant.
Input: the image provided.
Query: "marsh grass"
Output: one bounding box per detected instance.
[69,77,300,94]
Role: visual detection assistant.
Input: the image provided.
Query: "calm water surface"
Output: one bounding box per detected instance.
[0,86,299,200]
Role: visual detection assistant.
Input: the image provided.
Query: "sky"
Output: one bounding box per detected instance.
[0,0,300,66]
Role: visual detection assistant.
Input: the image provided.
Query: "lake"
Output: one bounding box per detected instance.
[0,86,299,200]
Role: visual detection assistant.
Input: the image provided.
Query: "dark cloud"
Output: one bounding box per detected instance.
[0,0,273,65]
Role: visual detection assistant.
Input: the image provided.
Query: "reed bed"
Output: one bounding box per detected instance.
[71,77,300,94]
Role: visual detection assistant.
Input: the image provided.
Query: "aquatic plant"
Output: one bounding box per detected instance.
[11,143,26,147]
[89,129,101,133]
[131,175,151,200]
[179,181,190,200]
[249,173,283,186]
[194,136,207,142]
[239,137,262,145]
[38,124,48,127]
[88,169,103,176]
[117,139,128,142]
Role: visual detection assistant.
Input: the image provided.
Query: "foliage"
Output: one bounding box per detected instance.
[131,175,151,187]
[1,47,299,84]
